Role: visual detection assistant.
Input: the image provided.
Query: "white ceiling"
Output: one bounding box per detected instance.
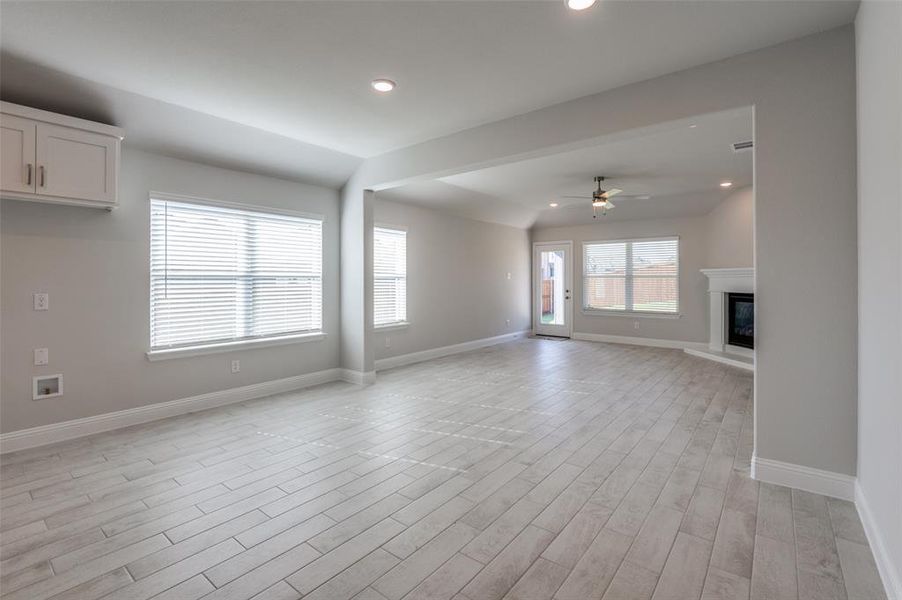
[0,0,856,185]
[379,108,753,228]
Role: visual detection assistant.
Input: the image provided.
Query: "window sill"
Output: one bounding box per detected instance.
[146,332,326,361]
[374,321,410,332]
[582,309,681,320]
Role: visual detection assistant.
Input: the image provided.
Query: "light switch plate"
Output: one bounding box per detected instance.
[34,293,49,311]
[34,348,49,366]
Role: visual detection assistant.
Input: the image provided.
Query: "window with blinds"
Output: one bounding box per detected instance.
[583,237,679,314]
[373,226,407,327]
[150,197,323,351]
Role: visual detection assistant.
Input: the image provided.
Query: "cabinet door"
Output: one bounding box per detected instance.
[35,123,117,205]
[1,114,37,194]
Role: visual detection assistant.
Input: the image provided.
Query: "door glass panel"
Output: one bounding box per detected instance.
[540,250,566,326]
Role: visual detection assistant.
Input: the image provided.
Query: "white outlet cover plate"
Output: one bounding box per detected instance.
[34,348,49,366]
[34,293,49,311]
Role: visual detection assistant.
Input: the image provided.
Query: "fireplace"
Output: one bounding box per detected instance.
[727,292,754,349]
[695,268,754,370]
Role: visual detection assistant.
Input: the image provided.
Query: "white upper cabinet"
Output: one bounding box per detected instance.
[0,102,124,209]
[0,114,36,195]
[36,123,118,205]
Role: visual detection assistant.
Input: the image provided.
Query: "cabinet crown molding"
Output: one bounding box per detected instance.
[1,101,124,139]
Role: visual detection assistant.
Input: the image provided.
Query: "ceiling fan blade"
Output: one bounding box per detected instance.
[560,195,591,199]
[615,194,651,200]
[601,188,623,198]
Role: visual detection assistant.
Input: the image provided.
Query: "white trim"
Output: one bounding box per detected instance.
[582,309,681,319]
[751,455,855,501]
[855,482,902,600]
[374,321,410,332]
[700,267,756,280]
[147,332,326,361]
[684,347,755,372]
[149,191,326,222]
[375,331,529,371]
[374,222,408,232]
[0,368,343,454]
[583,235,680,245]
[340,369,377,385]
[572,331,707,351]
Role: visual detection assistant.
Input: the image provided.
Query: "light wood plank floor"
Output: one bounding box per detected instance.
[0,339,886,600]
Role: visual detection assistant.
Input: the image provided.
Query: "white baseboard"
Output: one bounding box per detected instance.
[856,482,902,600]
[340,369,376,385]
[684,347,755,372]
[572,331,708,352]
[0,368,343,454]
[751,455,855,501]
[375,331,529,371]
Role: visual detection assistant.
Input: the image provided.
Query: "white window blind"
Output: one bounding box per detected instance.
[583,237,679,314]
[373,226,407,327]
[150,197,323,351]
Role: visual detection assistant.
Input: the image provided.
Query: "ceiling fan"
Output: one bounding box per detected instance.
[560,176,647,218]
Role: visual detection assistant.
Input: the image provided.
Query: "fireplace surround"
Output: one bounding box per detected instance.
[686,268,755,371]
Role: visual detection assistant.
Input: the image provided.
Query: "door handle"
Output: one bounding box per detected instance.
[26,163,32,186]
[39,165,46,187]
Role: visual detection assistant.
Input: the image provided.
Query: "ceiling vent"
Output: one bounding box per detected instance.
[732,140,754,153]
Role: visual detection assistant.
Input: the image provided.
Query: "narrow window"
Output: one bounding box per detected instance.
[373,226,407,327]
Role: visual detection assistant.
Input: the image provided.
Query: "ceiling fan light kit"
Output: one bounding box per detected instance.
[560,175,624,218]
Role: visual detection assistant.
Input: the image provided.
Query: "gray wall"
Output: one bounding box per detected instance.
[532,215,712,344]
[856,1,902,594]
[706,186,754,268]
[373,197,530,361]
[0,148,340,433]
[347,27,859,476]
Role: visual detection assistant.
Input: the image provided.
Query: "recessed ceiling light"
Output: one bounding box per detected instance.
[371,79,396,93]
[549,202,559,208]
[720,181,733,188]
[689,124,698,129]
[567,0,596,10]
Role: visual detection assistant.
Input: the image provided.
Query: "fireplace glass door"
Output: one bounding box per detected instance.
[727,292,754,349]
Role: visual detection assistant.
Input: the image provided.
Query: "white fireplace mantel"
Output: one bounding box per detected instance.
[686,268,755,371]
[700,268,755,294]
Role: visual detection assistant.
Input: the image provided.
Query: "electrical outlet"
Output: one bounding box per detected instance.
[231,359,240,373]
[506,272,512,280]
[633,321,640,330]
[34,293,49,311]
[506,319,511,327]
[384,337,391,349]
[34,348,49,366]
